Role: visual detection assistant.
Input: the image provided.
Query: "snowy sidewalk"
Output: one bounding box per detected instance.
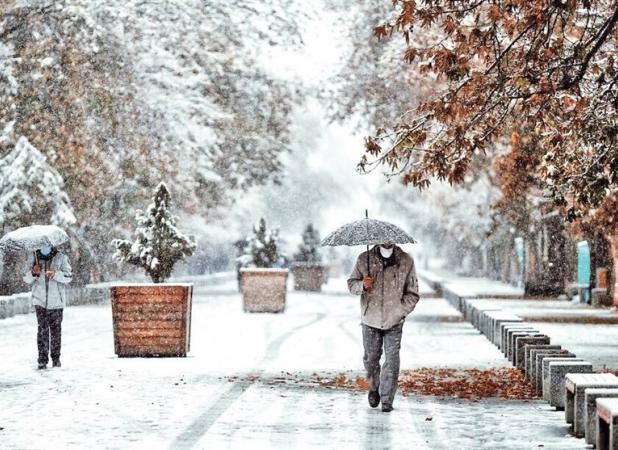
[0,280,588,449]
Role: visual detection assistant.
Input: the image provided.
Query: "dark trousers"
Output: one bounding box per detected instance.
[362,322,404,406]
[35,306,63,364]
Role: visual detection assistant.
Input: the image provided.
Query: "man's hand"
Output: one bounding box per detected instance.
[363,276,374,292]
[45,270,56,280]
[31,264,41,277]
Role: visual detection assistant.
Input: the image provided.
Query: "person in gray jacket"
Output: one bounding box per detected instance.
[23,245,72,369]
[348,243,420,412]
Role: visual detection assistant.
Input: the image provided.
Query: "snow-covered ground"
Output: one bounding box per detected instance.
[0,279,589,449]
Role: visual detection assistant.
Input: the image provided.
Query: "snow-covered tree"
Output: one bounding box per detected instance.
[0,136,76,230]
[238,218,284,269]
[112,183,196,283]
[0,0,305,283]
[293,224,322,265]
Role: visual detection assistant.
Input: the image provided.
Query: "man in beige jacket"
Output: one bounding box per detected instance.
[348,243,420,412]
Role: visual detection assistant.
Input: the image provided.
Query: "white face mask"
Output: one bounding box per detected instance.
[379,246,394,258]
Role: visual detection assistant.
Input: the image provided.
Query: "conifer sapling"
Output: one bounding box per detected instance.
[112,182,196,283]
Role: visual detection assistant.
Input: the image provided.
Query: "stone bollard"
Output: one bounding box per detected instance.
[508,330,540,363]
[546,361,593,409]
[501,324,536,354]
[523,345,559,379]
[514,336,550,369]
[537,355,580,396]
[526,347,563,383]
[490,315,523,347]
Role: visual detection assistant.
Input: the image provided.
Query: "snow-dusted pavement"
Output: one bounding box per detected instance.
[0,279,589,449]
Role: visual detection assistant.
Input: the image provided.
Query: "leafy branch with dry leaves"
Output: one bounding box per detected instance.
[362,0,618,228]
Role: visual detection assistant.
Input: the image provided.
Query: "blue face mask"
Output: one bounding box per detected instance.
[40,246,52,256]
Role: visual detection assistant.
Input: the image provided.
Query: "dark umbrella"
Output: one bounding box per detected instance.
[320,210,416,276]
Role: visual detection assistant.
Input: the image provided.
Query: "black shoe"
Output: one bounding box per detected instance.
[382,404,393,413]
[368,390,380,408]
[52,360,61,368]
[37,363,47,370]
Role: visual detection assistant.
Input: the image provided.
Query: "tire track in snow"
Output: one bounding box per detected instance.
[169,311,327,449]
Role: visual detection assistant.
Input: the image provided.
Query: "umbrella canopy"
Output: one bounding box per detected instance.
[0,225,69,252]
[321,214,416,247]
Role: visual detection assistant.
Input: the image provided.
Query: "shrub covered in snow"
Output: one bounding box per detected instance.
[238,218,284,269]
[112,183,196,283]
[293,224,322,265]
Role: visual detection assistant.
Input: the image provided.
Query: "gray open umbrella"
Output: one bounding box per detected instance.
[0,225,69,253]
[0,225,70,310]
[321,210,416,276]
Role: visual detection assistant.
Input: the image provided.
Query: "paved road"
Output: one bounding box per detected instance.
[0,280,588,449]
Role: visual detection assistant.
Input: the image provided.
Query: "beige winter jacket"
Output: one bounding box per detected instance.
[347,245,420,330]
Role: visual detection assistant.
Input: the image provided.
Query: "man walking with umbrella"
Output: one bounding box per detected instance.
[322,212,419,413]
[347,242,420,412]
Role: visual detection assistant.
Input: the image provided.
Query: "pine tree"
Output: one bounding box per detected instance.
[294,224,322,265]
[238,218,282,269]
[112,182,196,283]
[0,136,76,230]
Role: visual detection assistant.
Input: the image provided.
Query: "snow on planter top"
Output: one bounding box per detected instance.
[240,268,289,274]
[107,282,194,287]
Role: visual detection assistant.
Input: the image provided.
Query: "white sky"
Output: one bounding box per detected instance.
[226,6,401,250]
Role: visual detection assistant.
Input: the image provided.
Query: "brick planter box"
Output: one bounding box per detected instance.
[290,264,325,292]
[110,284,193,357]
[240,268,288,313]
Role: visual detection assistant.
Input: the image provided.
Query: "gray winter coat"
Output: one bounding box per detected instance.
[347,245,420,330]
[22,252,72,309]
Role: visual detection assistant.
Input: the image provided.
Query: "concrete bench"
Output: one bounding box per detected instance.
[585,389,618,446]
[545,361,594,409]
[538,356,581,398]
[565,373,618,437]
[596,398,618,450]
[508,331,541,363]
[501,324,537,354]
[526,347,564,383]
[514,336,550,369]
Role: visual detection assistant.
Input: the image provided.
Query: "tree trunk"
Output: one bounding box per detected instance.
[606,234,618,305]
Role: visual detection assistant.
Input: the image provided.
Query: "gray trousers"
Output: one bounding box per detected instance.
[362,322,404,406]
